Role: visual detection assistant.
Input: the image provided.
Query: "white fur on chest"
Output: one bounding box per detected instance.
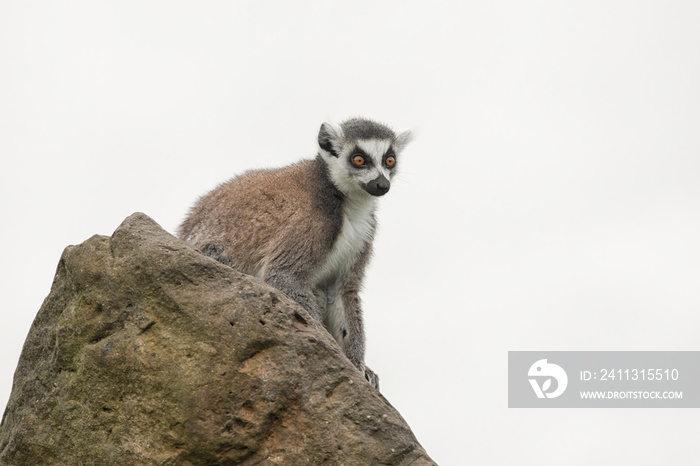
[312,197,376,289]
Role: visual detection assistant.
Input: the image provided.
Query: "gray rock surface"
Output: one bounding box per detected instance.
[0,213,435,465]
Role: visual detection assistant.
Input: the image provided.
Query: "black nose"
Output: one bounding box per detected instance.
[363,175,390,196]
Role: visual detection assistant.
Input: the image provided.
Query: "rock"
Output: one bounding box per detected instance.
[0,213,435,465]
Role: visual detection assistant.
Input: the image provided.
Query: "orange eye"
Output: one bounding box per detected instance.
[352,155,365,166]
[385,156,396,167]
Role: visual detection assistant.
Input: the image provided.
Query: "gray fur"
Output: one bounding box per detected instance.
[179,118,412,390]
[340,117,397,141]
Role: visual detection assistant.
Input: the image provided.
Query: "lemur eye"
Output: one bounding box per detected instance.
[385,156,396,167]
[352,155,365,166]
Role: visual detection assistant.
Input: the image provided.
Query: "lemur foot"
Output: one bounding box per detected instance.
[364,366,380,391]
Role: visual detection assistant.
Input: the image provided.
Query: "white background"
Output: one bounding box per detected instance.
[2,1,699,464]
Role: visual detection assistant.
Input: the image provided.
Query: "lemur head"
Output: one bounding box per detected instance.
[318,118,413,198]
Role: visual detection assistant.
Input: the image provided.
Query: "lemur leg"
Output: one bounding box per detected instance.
[263,268,322,322]
[321,284,347,348]
[341,286,379,390]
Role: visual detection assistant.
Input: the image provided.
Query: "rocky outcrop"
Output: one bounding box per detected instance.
[0,213,435,465]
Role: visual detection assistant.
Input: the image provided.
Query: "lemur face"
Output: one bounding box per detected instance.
[346,139,396,197]
[318,119,412,198]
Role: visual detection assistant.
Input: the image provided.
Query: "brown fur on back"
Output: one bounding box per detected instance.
[178,157,343,281]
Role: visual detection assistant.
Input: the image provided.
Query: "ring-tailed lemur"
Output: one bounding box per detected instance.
[179,117,412,389]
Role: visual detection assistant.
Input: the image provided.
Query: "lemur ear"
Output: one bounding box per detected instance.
[318,122,344,158]
[393,130,413,152]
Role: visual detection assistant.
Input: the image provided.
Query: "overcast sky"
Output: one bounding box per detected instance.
[2,1,700,464]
